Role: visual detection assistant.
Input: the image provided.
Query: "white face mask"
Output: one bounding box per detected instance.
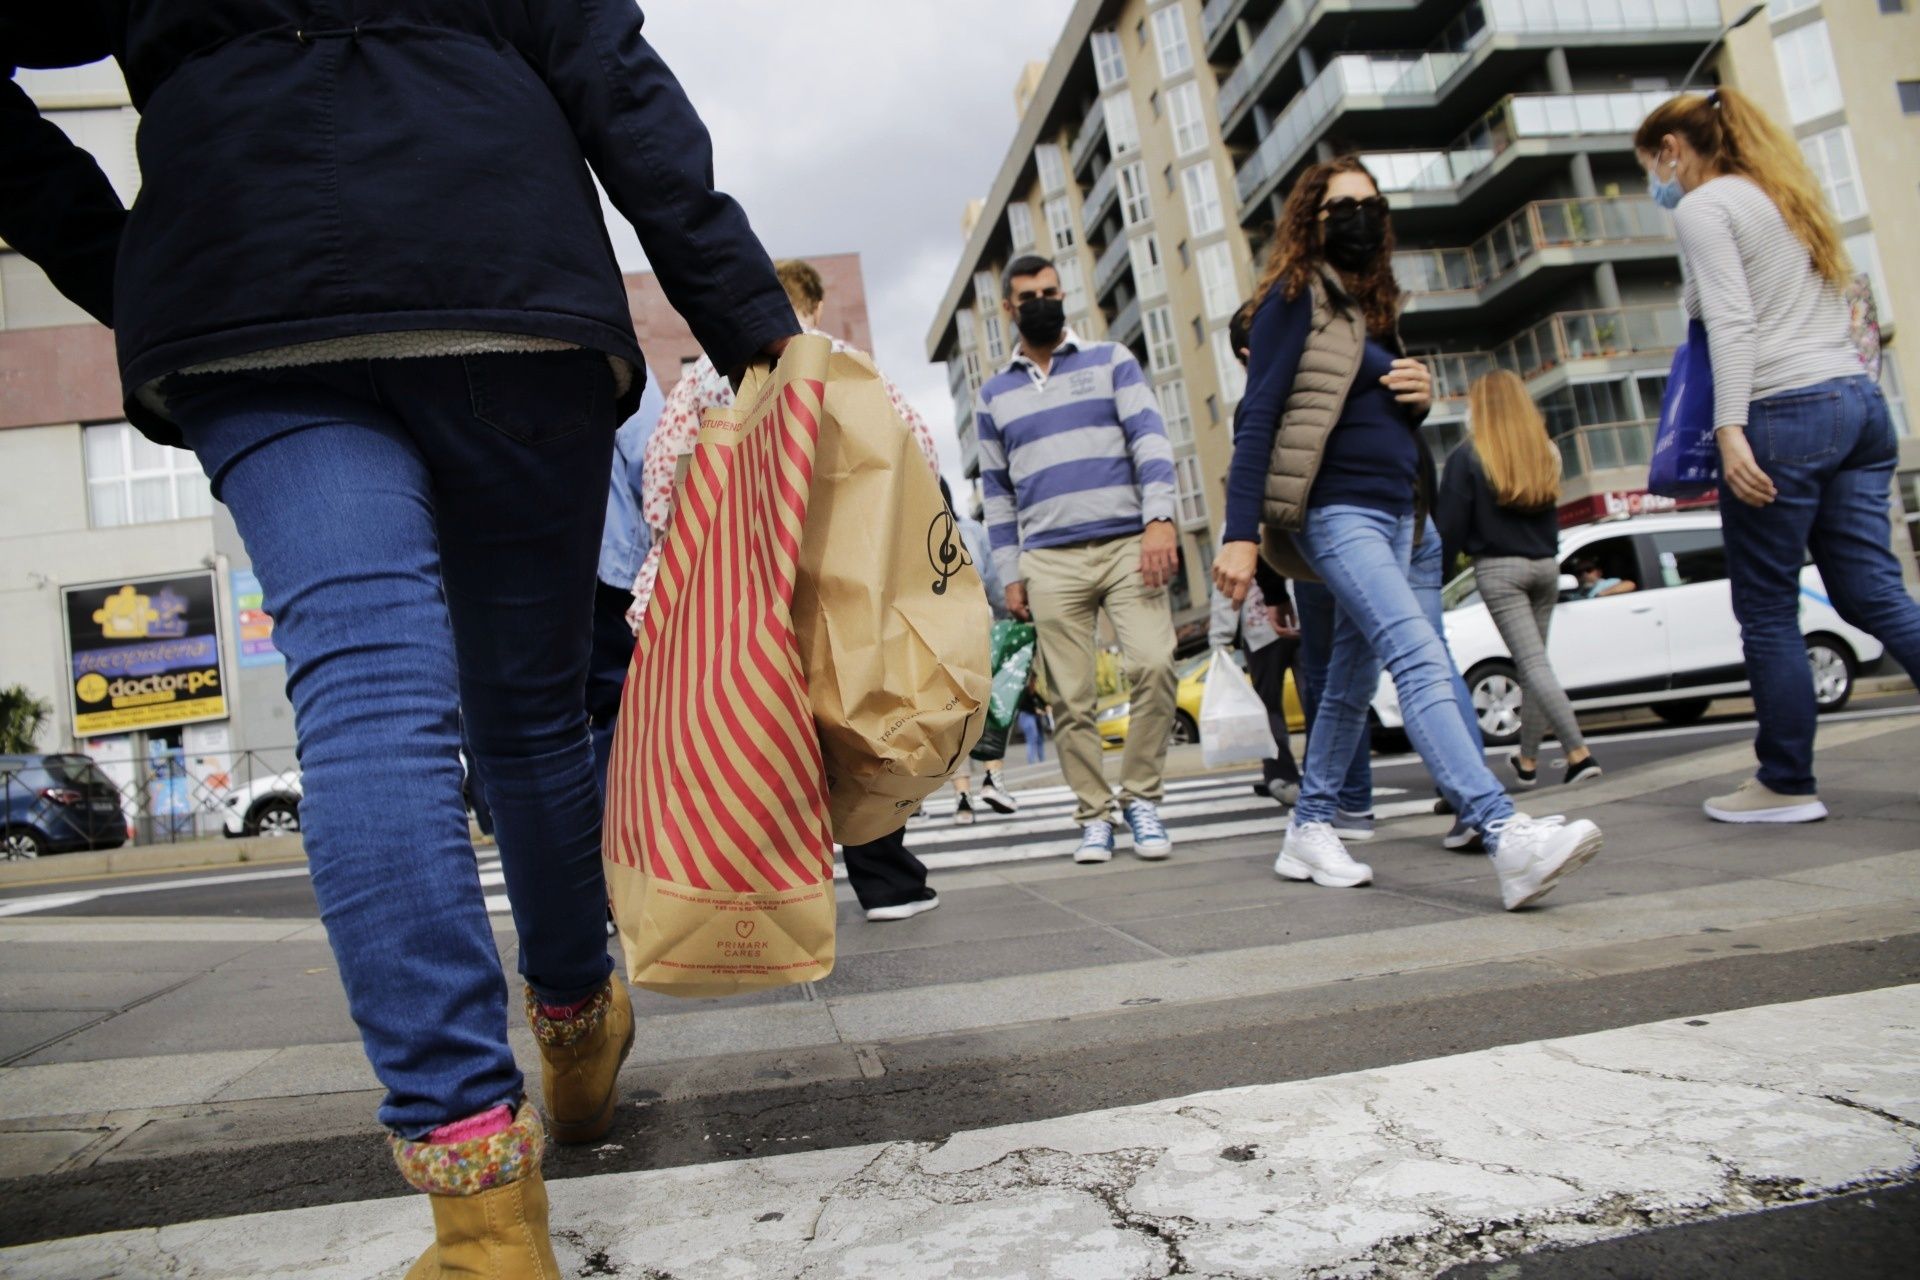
[1648,156,1684,211]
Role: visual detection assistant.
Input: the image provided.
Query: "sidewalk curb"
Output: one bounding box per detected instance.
[0,836,308,887]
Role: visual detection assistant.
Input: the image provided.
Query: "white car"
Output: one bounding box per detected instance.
[1372,510,1886,747]
[220,770,304,837]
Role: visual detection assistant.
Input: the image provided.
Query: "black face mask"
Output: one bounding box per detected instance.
[1321,203,1389,272]
[1014,296,1067,347]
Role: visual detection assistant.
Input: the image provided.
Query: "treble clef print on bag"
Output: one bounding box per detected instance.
[926,508,972,596]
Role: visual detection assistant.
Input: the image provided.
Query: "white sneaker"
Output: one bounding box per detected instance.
[1073,820,1115,864]
[1488,813,1601,911]
[865,890,940,922]
[977,774,1019,814]
[952,793,975,826]
[1274,821,1373,888]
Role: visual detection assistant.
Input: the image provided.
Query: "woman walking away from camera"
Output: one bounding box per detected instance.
[1438,371,1601,790]
[1212,156,1601,911]
[4,6,798,1274]
[1636,89,1920,825]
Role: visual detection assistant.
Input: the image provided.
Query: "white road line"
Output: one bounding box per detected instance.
[11,986,1912,1279]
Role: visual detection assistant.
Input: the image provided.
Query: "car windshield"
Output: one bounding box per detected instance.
[1442,568,1481,612]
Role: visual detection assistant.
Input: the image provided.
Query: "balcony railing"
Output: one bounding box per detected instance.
[1094,234,1132,299]
[1394,196,1671,297]
[1321,89,1676,204]
[1071,96,1108,176]
[1557,418,1657,479]
[1084,161,1119,228]
[1422,306,1683,401]
[1216,0,1314,126]
[1202,0,1243,47]
[1110,296,1143,348]
[1497,306,1685,380]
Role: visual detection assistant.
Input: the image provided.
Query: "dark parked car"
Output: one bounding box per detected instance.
[1,754,128,860]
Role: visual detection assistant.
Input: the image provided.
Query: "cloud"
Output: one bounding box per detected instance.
[604,1,1077,485]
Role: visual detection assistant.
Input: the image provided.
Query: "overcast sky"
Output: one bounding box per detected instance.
[609,2,1078,484]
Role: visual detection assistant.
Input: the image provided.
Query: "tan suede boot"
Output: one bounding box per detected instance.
[390,1102,559,1280]
[525,977,634,1144]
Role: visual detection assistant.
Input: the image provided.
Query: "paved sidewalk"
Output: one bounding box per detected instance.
[6,985,1916,1278]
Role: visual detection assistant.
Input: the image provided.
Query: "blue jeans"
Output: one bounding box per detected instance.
[1294,506,1514,839]
[1410,516,1487,762]
[171,352,618,1137]
[1720,375,1920,795]
[1019,710,1047,763]
[1292,580,1371,813]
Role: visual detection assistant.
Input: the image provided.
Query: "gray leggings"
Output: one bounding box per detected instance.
[1475,556,1586,759]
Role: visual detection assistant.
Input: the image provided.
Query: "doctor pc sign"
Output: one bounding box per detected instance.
[61,571,229,737]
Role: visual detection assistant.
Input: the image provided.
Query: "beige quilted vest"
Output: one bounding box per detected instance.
[1258,274,1366,581]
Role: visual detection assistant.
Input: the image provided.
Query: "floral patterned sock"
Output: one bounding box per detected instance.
[390,1101,543,1196]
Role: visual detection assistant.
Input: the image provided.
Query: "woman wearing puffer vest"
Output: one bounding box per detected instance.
[1211,156,1601,912]
[4,5,798,1275]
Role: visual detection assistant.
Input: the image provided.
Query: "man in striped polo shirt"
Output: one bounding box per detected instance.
[977,254,1181,865]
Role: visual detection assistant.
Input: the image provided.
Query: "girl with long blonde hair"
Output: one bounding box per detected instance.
[1636,88,1920,825]
[1437,371,1599,790]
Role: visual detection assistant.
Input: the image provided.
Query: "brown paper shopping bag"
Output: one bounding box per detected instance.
[603,337,838,996]
[794,348,993,846]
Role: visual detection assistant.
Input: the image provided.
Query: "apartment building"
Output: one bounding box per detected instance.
[927,0,1918,639]
[1719,0,1920,564]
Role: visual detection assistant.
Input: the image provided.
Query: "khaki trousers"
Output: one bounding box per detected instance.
[1022,534,1177,824]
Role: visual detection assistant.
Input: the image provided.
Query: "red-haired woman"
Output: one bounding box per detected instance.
[1212,157,1600,911]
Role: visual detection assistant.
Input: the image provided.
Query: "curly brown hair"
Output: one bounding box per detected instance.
[1250,155,1400,337]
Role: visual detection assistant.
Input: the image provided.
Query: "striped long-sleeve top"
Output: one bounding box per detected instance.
[1673,175,1861,428]
[975,332,1177,586]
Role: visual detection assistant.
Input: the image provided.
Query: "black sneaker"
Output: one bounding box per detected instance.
[1564,757,1604,786]
[1509,756,1538,789]
[1433,795,1454,816]
[953,793,976,826]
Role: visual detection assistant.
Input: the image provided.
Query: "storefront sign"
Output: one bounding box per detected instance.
[232,568,284,668]
[62,572,229,736]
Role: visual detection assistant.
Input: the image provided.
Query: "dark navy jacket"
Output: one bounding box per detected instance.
[1,2,797,444]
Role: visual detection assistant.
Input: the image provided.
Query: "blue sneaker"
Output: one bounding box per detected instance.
[1443,818,1483,852]
[1330,809,1375,841]
[1123,800,1172,860]
[1073,820,1115,864]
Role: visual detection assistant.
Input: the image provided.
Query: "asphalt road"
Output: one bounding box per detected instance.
[7,692,1913,921]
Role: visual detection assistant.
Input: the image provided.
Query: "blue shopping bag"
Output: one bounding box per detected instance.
[1647,320,1718,497]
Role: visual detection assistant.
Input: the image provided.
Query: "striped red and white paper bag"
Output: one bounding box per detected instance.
[603,336,838,996]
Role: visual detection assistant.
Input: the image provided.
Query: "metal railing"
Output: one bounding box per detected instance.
[1216,0,1314,126]
[1084,161,1119,228]
[1393,195,1671,297]
[1334,89,1677,203]
[1496,305,1685,380]
[1110,296,1143,348]
[1071,96,1108,176]
[3,750,306,852]
[1093,234,1133,299]
[1202,0,1245,47]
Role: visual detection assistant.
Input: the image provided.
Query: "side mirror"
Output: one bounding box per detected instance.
[1557,574,1579,595]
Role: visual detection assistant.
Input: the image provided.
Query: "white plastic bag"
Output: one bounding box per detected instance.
[1198,648,1278,769]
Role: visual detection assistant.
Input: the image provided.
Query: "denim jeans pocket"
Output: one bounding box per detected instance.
[463,349,605,445]
[1750,383,1841,466]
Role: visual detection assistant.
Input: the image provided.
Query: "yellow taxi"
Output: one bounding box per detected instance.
[1095,650,1305,750]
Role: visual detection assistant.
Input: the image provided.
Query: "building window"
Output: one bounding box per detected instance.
[976,272,1008,363]
[1036,143,1069,195]
[1899,81,1920,114]
[1119,161,1153,226]
[1177,240,1191,270]
[1191,315,1206,346]
[1144,305,1178,375]
[1800,125,1866,221]
[1175,452,1209,527]
[84,422,213,529]
[1092,30,1126,90]
[1156,379,1195,447]
[1167,81,1208,157]
[1181,161,1225,237]
[1845,231,1895,323]
[1136,18,1148,47]
[1045,195,1077,252]
[1196,242,1239,321]
[1884,0,1909,12]
[1007,202,1036,253]
[1151,6,1193,80]
[1105,91,1141,156]
[1211,329,1247,404]
[1898,471,1920,568]
[1205,394,1220,425]
[1056,255,1088,315]
[1772,21,1843,124]
[1131,233,1167,299]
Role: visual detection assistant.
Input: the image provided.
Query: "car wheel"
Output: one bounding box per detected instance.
[1652,698,1712,726]
[1807,636,1855,712]
[1169,711,1199,747]
[248,797,302,837]
[1466,661,1524,748]
[2,827,47,861]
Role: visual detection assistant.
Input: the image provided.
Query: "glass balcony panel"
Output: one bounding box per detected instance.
[1559,434,1583,477]
[1587,427,1622,471]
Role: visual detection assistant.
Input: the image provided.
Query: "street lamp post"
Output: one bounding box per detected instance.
[1681,3,1767,92]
